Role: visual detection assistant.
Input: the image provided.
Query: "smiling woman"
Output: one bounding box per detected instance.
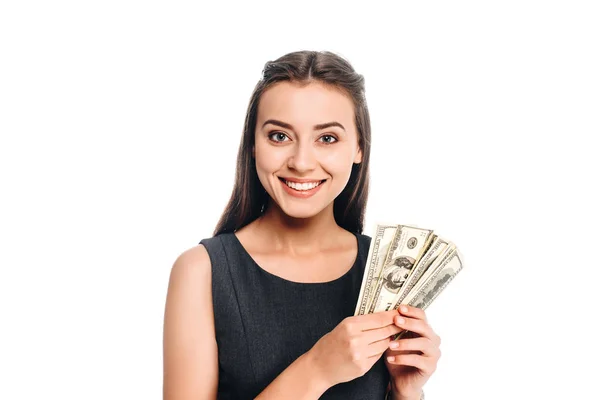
[211,54,372,235]
[252,81,363,220]
[163,50,435,400]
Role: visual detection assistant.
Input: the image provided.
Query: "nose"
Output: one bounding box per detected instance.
[287,141,317,173]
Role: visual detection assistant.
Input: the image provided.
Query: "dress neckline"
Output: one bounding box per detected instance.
[229,231,362,286]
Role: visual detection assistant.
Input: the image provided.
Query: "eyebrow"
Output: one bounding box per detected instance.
[262,119,346,132]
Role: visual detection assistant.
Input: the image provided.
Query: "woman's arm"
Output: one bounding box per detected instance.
[163,245,218,400]
[254,350,331,399]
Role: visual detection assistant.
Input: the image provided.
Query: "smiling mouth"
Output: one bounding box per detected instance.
[278,177,326,191]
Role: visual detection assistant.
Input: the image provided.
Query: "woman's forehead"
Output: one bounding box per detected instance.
[257,81,355,128]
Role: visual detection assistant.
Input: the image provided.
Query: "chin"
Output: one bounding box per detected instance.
[275,201,330,220]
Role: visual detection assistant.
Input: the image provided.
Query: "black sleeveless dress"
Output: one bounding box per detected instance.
[199,232,390,399]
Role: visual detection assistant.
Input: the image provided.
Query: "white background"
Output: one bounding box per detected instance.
[1,1,599,399]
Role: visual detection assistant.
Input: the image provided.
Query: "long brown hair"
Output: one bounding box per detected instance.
[213,50,371,236]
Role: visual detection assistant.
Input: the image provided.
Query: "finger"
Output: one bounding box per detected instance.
[367,336,394,358]
[397,304,427,322]
[363,323,404,345]
[386,354,433,374]
[388,337,439,358]
[393,315,437,341]
[355,309,399,330]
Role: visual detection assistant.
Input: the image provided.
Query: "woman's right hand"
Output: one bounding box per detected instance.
[307,309,404,387]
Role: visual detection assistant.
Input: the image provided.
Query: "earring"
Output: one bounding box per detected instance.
[260,188,268,213]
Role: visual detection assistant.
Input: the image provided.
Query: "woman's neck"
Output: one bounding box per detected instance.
[251,202,345,255]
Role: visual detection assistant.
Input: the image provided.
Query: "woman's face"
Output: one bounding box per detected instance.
[254,80,362,220]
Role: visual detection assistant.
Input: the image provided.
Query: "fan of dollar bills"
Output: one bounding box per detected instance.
[354,224,463,338]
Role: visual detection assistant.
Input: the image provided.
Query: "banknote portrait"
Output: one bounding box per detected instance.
[381,256,415,291]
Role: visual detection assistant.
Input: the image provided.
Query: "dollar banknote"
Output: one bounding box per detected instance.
[354,223,464,332]
[403,247,463,309]
[391,247,463,340]
[392,236,450,308]
[354,224,397,315]
[368,225,434,313]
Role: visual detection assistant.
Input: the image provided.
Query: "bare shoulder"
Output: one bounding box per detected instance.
[164,243,213,325]
[163,244,218,399]
[170,243,212,281]
[164,244,213,313]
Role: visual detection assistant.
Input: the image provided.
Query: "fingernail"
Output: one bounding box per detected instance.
[389,341,399,349]
[387,356,395,362]
[400,305,408,313]
[396,316,405,325]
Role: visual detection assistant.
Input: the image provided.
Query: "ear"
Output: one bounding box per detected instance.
[354,148,363,164]
[252,146,255,158]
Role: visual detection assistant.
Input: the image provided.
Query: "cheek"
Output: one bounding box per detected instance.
[320,149,355,177]
[254,143,286,176]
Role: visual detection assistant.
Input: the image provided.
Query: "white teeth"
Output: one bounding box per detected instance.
[284,180,322,191]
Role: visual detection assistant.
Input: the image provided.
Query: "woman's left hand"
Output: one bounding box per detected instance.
[384,305,441,399]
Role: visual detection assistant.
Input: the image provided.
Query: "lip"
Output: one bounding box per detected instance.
[279,177,326,183]
[278,177,326,198]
